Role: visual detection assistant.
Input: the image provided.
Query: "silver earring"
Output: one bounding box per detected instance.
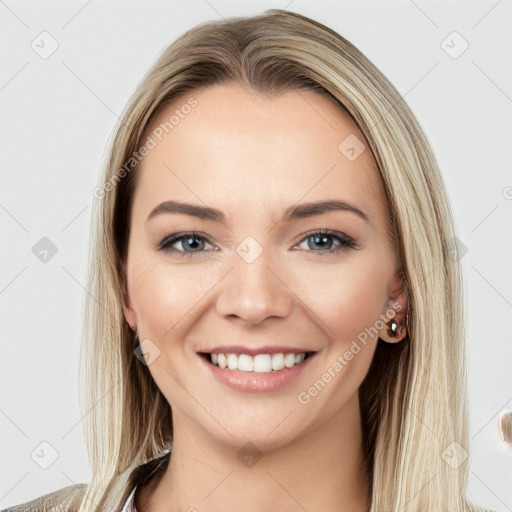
[390,320,404,335]
[383,319,404,342]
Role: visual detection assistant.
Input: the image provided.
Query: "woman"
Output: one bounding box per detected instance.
[3,8,494,512]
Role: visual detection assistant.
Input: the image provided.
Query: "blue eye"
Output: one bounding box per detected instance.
[297,229,357,254]
[158,231,214,257]
[158,229,356,258]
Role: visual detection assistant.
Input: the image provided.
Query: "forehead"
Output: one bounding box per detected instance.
[135,83,386,224]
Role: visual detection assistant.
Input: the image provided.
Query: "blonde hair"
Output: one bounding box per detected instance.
[72,9,492,512]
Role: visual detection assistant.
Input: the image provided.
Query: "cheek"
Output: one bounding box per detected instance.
[293,265,387,413]
[295,260,389,345]
[127,256,210,338]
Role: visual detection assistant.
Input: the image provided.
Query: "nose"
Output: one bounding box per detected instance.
[215,247,294,326]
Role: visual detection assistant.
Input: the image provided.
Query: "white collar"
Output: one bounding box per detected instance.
[120,484,138,512]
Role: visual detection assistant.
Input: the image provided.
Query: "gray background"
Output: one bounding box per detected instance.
[1,0,511,510]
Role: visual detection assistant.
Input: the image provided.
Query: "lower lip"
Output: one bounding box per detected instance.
[197,353,316,393]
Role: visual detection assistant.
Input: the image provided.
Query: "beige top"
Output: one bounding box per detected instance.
[1,452,170,512]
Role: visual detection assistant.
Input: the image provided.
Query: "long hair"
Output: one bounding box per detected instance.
[75,9,491,512]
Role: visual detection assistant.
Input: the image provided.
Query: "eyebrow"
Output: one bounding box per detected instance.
[146,199,370,224]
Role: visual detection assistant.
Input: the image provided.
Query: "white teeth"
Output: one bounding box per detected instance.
[217,353,227,369]
[237,354,253,372]
[253,354,272,373]
[284,353,296,368]
[271,353,284,371]
[208,352,309,372]
[227,353,238,370]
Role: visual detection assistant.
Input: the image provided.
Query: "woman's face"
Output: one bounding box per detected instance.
[123,83,406,449]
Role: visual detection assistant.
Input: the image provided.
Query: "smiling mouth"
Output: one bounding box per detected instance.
[198,351,316,373]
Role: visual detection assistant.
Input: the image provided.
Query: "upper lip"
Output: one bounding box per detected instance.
[198,345,317,356]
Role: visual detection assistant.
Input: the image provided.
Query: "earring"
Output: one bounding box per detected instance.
[382,319,405,343]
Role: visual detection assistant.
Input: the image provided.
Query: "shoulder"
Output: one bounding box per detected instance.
[1,483,87,512]
[1,451,170,512]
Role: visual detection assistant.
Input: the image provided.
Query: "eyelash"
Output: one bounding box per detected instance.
[158,229,357,258]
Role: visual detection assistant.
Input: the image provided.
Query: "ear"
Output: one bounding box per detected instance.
[121,259,137,331]
[378,271,408,343]
[123,299,137,331]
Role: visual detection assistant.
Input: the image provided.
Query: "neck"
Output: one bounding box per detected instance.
[136,394,370,512]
